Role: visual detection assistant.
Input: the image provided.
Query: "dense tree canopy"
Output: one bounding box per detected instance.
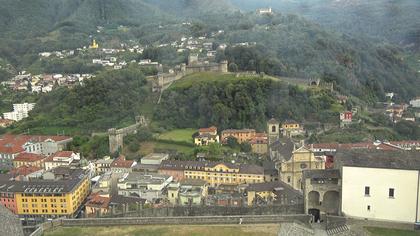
[155,74,341,131]
[13,67,149,133]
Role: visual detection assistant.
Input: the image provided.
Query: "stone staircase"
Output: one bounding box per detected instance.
[326,225,350,235]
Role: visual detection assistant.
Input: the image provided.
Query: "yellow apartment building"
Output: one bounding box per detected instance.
[221,129,256,144]
[14,168,90,218]
[183,162,265,187]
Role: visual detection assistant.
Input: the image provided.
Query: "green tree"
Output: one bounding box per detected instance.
[208,143,222,157]
[228,63,238,72]
[226,137,239,149]
[240,142,252,153]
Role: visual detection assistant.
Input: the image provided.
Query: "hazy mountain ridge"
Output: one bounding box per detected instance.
[0,0,234,39]
[229,0,420,50]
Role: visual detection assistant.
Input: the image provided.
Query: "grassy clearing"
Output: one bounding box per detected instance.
[139,140,194,156]
[365,227,420,236]
[44,224,280,236]
[171,72,267,89]
[158,128,196,143]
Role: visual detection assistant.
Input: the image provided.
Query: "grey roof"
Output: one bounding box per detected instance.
[247,181,302,198]
[238,164,264,175]
[121,172,171,184]
[334,150,420,171]
[0,168,86,194]
[110,195,146,205]
[0,174,13,181]
[267,118,278,124]
[141,153,169,161]
[247,181,285,192]
[180,179,207,186]
[263,161,278,175]
[133,163,160,171]
[270,137,294,161]
[159,160,264,175]
[303,169,340,179]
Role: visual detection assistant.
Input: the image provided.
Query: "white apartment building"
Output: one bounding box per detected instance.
[336,151,420,224]
[3,103,36,121]
[410,97,420,108]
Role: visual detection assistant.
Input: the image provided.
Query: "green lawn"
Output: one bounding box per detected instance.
[365,227,420,236]
[171,72,267,89]
[158,128,196,143]
[139,140,195,156]
[43,224,279,236]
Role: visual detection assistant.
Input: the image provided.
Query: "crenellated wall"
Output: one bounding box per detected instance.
[108,116,147,153]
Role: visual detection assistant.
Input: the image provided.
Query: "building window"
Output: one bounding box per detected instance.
[367,205,371,211]
[287,176,291,183]
[365,186,370,196]
[389,188,395,198]
[271,126,276,132]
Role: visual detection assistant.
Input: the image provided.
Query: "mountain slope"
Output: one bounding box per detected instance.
[0,0,174,39]
[230,0,420,49]
[0,0,235,39]
[229,0,420,50]
[209,13,419,100]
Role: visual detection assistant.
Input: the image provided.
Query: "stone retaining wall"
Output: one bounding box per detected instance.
[108,204,304,218]
[62,214,311,227]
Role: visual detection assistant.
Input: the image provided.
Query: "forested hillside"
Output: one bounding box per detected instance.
[230,0,420,50]
[10,66,151,134]
[208,13,419,100]
[154,73,342,131]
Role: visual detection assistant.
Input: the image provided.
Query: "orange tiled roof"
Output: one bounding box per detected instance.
[111,156,134,168]
[13,152,45,162]
[0,134,72,154]
[199,126,217,133]
[44,151,75,162]
[9,165,42,176]
[86,192,111,209]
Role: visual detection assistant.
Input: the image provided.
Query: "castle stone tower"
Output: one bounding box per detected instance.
[219,60,228,73]
[267,118,279,145]
[188,54,199,65]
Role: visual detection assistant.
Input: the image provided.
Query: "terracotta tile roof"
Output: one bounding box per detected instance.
[51,151,74,158]
[86,192,110,209]
[0,135,32,154]
[13,153,45,162]
[44,151,75,163]
[0,119,14,125]
[249,133,268,144]
[0,134,72,154]
[199,126,217,133]
[9,165,43,177]
[111,156,135,168]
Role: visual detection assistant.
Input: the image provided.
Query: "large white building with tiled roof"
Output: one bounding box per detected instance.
[335,150,420,224]
[0,135,73,170]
